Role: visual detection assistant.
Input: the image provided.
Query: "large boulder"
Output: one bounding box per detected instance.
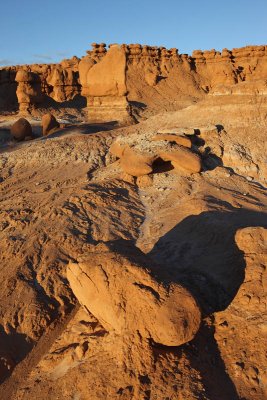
[10,118,32,141]
[86,45,127,97]
[67,242,201,346]
[42,113,60,136]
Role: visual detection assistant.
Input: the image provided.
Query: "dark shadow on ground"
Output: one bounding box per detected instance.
[38,121,119,140]
[146,206,266,399]
[42,93,87,110]
[0,325,33,384]
[107,206,266,399]
[149,207,267,313]
[152,158,174,174]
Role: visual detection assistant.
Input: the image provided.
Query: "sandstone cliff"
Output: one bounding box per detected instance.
[1,44,267,121]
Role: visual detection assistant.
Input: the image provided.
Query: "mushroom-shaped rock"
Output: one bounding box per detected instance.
[67,243,201,346]
[10,118,32,141]
[120,146,154,177]
[42,113,60,136]
[152,134,192,148]
[160,147,202,173]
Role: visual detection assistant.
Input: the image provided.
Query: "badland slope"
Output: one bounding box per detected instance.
[0,44,266,400]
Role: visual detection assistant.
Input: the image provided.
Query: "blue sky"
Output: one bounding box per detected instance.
[0,0,266,66]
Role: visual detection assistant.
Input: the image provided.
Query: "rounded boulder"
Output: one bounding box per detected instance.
[10,118,32,141]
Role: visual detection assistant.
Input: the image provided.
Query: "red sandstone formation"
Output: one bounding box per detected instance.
[0,50,266,398]
[10,118,33,141]
[120,146,155,177]
[0,56,80,114]
[110,128,203,176]
[15,70,43,113]
[42,113,60,136]
[159,147,202,173]
[67,244,201,346]
[0,44,267,122]
[79,44,131,122]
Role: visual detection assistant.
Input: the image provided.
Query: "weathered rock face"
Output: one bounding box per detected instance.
[152,133,192,148]
[15,70,44,113]
[0,67,18,110]
[47,57,81,102]
[67,242,201,346]
[1,44,267,120]
[79,44,131,123]
[0,56,81,114]
[120,145,155,177]
[0,92,266,399]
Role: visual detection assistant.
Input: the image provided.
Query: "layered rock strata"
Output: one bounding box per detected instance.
[79,44,131,122]
[0,44,267,120]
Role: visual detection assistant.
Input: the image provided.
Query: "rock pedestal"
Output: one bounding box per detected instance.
[15,70,43,113]
[79,44,132,123]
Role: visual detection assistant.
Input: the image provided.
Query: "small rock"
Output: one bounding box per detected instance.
[42,113,60,136]
[10,118,32,141]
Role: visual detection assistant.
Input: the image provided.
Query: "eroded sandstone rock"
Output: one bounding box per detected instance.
[159,147,202,173]
[15,70,43,113]
[120,146,155,177]
[67,242,201,346]
[1,43,267,120]
[42,113,60,136]
[109,141,127,158]
[10,118,32,141]
[110,128,202,177]
[82,44,131,122]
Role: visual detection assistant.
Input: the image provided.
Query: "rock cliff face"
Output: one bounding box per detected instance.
[0,57,81,113]
[79,44,131,122]
[0,43,266,120]
[0,44,267,120]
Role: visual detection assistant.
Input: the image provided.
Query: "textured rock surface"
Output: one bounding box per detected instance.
[152,133,192,148]
[111,129,202,175]
[1,43,267,120]
[67,243,201,346]
[0,57,81,114]
[0,43,267,400]
[82,44,131,122]
[120,145,154,176]
[160,147,202,173]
